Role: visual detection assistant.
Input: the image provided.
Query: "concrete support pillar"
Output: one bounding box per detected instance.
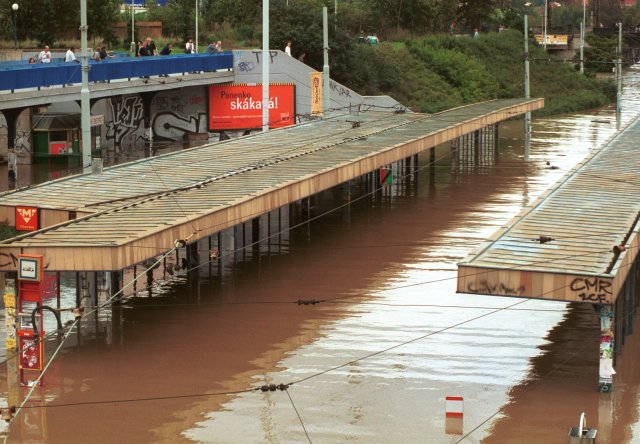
[597,304,614,392]
[3,108,26,188]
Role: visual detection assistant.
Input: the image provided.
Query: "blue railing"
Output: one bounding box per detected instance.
[0,53,233,91]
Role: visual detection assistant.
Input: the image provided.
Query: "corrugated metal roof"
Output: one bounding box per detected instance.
[31,113,80,130]
[0,98,542,271]
[457,115,640,303]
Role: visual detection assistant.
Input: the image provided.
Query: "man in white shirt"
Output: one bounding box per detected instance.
[285,40,292,56]
[65,47,78,63]
[38,45,52,63]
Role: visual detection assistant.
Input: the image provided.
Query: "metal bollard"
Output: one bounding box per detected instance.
[569,412,597,443]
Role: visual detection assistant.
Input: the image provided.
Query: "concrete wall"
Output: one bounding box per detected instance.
[232,49,407,119]
[0,49,407,163]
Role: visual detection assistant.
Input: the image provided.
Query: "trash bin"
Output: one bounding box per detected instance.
[569,412,597,444]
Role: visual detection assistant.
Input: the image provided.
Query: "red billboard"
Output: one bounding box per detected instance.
[16,206,38,231]
[209,84,295,130]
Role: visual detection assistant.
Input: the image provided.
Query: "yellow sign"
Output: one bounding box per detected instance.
[534,34,569,46]
[310,72,322,115]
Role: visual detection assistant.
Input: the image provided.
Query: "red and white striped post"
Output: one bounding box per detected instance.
[445,396,464,418]
[445,396,464,435]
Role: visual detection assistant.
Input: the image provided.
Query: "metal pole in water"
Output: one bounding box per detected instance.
[616,22,622,117]
[262,0,269,132]
[524,14,531,160]
[80,0,91,171]
[322,7,330,116]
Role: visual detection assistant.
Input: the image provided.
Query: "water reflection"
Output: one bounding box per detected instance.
[2,70,640,442]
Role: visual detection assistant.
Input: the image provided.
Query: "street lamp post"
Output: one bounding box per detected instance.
[11,3,18,50]
[195,0,199,54]
[130,0,135,53]
[543,0,547,49]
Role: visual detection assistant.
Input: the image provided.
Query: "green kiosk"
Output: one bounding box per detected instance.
[32,113,102,167]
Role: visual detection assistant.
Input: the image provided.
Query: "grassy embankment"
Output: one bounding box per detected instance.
[339,30,616,116]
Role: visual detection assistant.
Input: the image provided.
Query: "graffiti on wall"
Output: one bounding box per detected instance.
[330,80,352,98]
[150,87,207,141]
[105,96,145,145]
[466,279,526,296]
[14,130,30,158]
[570,277,612,304]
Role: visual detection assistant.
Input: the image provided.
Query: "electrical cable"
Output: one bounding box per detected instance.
[2,129,629,367]
[2,247,178,440]
[285,388,313,444]
[5,294,639,413]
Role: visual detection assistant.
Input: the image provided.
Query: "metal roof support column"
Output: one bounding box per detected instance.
[110,271,123,345]
[597,304,614,392]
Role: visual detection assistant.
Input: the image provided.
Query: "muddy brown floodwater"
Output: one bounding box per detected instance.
[2,70,640,443]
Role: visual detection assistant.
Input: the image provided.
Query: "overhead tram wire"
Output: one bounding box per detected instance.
[454,329,597,443]
[285,388,313,444]
[0,227,630,374]
[0,124,629,356]
[0,100,629,359]
[8,291,640,413]
[7,272,632,413]
[2,246,180,440]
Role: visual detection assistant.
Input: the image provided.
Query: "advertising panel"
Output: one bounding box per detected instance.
[15,206,38,231]
[209,84,295,130]
[18,330,44,372]
[49,141,67,155]
[310,72,322,115]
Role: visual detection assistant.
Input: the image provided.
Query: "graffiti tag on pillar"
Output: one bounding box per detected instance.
[106,96,144,144]
[14,130,31,158]
[570,277,612,303]
[467,280,525,296]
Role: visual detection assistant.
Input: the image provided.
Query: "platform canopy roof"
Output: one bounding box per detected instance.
[0,98,542,272]
[458,115,640,305]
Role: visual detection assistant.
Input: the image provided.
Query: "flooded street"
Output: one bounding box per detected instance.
[2,71,640,443]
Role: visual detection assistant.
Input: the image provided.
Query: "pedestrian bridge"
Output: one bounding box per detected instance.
[0,53,233,92]
[0,98,541,272]
[457,115,640,306]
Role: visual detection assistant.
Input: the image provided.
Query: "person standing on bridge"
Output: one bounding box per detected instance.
[285,40,292,56]
[65,47,78,63]
[160,43,173,55]
[37,45,52,63]
[185,37,195,54]
[206,41,218,54]
[146,38,157,56]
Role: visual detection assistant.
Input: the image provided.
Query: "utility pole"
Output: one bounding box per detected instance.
[524,14,532,160]
[543,0,548,50]
[130,0,135,53]
[616,22,622,116]
[80,0,91,171]
[580,0,585,74]
[262,0,269,132]
[323,7,330,115]
[580,22,584,74]
[195,0,199,54]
